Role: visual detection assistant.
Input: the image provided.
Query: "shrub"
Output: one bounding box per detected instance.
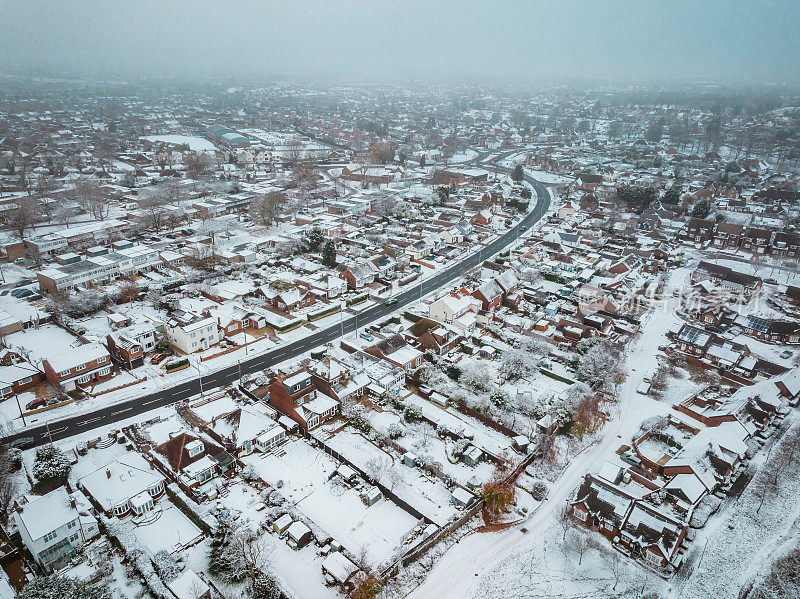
[32,445,71,484]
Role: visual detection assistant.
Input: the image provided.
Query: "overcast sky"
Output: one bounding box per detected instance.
[1,0,798,84]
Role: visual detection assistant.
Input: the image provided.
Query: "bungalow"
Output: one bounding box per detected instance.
[78,454,166,518]
[365,334,424,372]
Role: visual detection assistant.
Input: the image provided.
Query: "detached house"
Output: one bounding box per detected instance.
[165,313,221,354]
[365,334,424,372]
[156,433,234,490]
[472,279,503,312]
[78,454,166,518]
[268,368,340,430]
[15,488,99,573]
[339,262,375,289]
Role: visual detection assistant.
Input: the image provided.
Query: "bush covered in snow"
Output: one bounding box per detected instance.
[32,444,71,484]
[17,574,110,599]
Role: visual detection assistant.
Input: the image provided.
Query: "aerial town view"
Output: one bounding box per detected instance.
[0,2,798,598]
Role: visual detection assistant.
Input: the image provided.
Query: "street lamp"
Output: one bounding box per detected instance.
[192,361,205,398]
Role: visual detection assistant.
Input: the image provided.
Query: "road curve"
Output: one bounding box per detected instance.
[4,164,551,449]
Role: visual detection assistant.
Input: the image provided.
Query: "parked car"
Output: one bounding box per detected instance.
[26,398,47,411]
[25,293,43,302]
[151,353,167,365]
[780,350,794,359]
[359,332,374,342]
[10,289,33,299]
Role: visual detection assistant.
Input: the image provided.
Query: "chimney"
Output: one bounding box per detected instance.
[106,468,111,479]
[69,496,76,509]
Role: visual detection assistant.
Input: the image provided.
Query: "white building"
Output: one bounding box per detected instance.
[14,488,99,572]
[165,314,221,354]
[428,295,481,328]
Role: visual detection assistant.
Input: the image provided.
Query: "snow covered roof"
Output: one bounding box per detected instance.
[16,487,78,540]
[322,551,358,584]
[79,454,164,512]
[167,569,209,599]
[46,342,109,372]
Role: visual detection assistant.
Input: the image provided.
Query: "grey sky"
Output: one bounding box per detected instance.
[1,0,798,83]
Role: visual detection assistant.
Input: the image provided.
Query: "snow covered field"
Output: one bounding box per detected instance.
[243,437,418,566]
[142,135,217,151]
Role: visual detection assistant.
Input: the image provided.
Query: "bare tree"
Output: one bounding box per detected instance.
[9,196,37,240]
[557,503,573,541]
[603,551,626,591]
[566,529,595,565]
[138,187,169,231]
[250,190,287,227]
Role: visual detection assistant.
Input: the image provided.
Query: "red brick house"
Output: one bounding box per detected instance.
[155,433,233,490]
[106,333,145,369]
[741,227,772,254]
[685,218,715,243]
[365,334,424,372]
[268,368,339,430]
[0,362,44,399]
[472,279,503,312]
[42,343,113,391]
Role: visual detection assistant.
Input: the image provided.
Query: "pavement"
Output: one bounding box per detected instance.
[2,160,551,449]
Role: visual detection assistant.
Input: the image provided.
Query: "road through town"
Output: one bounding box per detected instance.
[3,162,551,449]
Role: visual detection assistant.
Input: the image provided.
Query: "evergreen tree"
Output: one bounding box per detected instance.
[690,199,711,219]
[511,164,524,182]
[321,241,337,267]
[662,187,681,205]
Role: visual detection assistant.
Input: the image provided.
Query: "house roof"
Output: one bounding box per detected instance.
[79,454,164,512]
[16,487,78,540]
[155,432,223,473]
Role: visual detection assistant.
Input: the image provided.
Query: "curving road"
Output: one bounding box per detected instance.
[3,161,551,449]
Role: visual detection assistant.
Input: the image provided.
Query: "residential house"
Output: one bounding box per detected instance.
[106,332,144,369]
[78,454,166,518]
[15,488,99,572]
[155,433,233,490]
[41,343,112,391]
[365,334,424,372]
[268,368,340,430]
[165,313,221,354]
[0,362,44,398]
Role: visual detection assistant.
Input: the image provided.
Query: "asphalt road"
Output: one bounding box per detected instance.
[4,164,550,449]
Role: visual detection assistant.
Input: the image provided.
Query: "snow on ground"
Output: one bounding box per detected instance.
[670,413,800,599]
[524,168,575,185]
[447,149,479,164]
[407,274,678,599]
[142,135,217,152]
[132,504,203,554]
[316,423,459,526]
[242,437,418,566]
